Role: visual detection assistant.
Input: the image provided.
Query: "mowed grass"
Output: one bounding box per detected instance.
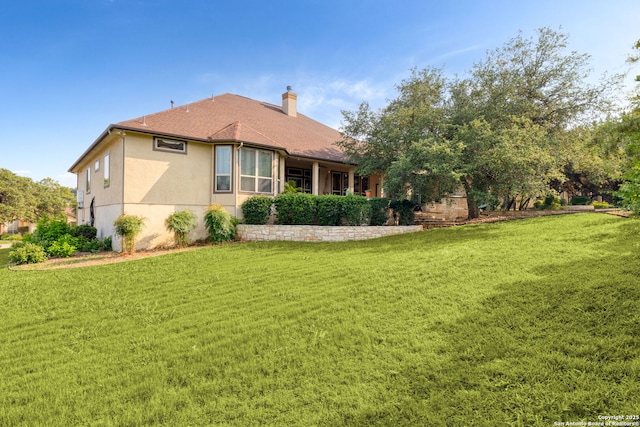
[0,214,638,426]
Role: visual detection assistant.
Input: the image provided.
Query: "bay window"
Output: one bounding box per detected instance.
[240,148,273,193]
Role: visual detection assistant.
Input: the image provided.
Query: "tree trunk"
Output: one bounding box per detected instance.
[463,181,479,219]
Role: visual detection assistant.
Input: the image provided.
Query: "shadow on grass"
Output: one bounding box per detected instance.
[341,218,640,426]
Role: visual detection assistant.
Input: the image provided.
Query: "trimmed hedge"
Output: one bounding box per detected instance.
[250,194,397,226]
[274,193,317,225]
[241,196,273,225]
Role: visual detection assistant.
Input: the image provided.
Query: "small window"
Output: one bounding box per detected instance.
[154,137,187,154]
[104,152,110,187]
[94,159,100,172]
[214,145,232,192]
[86,167,91,193]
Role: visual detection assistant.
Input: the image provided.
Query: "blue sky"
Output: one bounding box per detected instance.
[2,0,639,188]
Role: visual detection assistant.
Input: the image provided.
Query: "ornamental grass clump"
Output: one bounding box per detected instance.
[113,214,145,253]
[165,210,197,247]
[204,204,237,243]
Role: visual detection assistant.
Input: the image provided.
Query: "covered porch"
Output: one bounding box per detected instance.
[283,157,383,198]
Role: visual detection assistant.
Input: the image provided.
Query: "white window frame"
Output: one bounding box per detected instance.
[214,145,233,193]
[104,152,110,188]
[240,147,273,194]
[86,167,91,193]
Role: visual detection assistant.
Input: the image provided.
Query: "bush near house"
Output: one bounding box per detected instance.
[241,196,273,225]
[247,194,389,226]
[113,214,146,253]
[9,219,111,264]
[165,210,198,247]
[389,199,416,225]
[534,194,563,210]
[204,205,237,243]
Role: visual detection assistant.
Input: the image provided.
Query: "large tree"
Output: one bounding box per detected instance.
[0,169,74,225]
[338,28,620,218]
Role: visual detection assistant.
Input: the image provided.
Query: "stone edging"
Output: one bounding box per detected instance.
[236,224,424,242]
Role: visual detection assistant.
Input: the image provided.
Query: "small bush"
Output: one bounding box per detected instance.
[1,234,23,241]
[113,214,145,253]
[9,243,49,265]
[390,199,416,225]
[48,234,79,258]
[591,201,611,209]
[274,193,317,225]
[165,210,198,247]
[570,195,590,205]
[204,205,237,243]
[241,196,273,225]
[534,194,562,210]
[34,216,71,246]
[72,224,97,240]
[316,195,344,226]
[343,195,371,226]
[368,198,390,226]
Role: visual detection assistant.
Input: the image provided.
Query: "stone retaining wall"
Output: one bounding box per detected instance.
[237,224,424,242]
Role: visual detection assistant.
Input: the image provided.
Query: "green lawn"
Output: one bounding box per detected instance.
[1,214,638,426]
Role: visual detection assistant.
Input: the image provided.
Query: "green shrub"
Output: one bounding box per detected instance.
[368,198,390,226]
[241,196,273,225]
[343,195,371,226]
[534,194,562,210]
[204,205,237,243]
[32,216,71,249]
[316,195,343,226]
[274,193,317,225]
[48,234,79,258]
[591,201,611,209]
[1,234,23,242]
[72,224,97,240]
[9,243,49,265]
[165,210,198,247]
[390,199,416,225]
[570,195,590,205]
[113,214,145,253]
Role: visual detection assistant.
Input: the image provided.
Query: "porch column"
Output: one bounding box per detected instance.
[312,162,319,195]
[379,175,385,198]
[348,167,355,195]
[279,153,286,194]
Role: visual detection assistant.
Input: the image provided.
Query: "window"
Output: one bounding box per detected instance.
[214,145,232,192]
[94,159,100,171]
[86,167,91,193]
[240,148,273,193]
[154,137,187,154]
[104,152,110,187]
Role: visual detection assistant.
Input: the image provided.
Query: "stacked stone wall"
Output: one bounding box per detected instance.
[237,225,423,242]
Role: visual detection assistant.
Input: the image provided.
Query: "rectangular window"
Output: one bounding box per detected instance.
[214,145,232,192]
[240,147,273,193]
[104,152,110,187]
[94,159,100,171]
[86,167,91,193]
[154,137,187,154]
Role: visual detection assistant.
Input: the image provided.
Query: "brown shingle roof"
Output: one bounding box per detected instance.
[116,93,347,163]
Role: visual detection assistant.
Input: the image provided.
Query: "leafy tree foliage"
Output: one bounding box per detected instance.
[338,28,620,218]
[0,169,75,224]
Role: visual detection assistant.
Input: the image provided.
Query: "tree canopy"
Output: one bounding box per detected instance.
[338,28,622,218]
[0,169,75,225]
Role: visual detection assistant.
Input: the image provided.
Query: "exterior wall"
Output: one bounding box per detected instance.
[237,224,423,242]
[75,134,125,241]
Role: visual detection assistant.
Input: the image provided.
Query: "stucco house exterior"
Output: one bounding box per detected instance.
[69,89,383,250]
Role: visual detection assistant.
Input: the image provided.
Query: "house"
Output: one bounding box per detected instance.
[68,89,384,250]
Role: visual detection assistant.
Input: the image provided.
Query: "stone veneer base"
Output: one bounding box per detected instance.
[236,224,424,242]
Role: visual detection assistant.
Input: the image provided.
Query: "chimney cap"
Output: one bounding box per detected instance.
[286,85,293,92]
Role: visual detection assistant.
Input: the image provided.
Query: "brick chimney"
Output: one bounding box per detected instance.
[282,86,297,117]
